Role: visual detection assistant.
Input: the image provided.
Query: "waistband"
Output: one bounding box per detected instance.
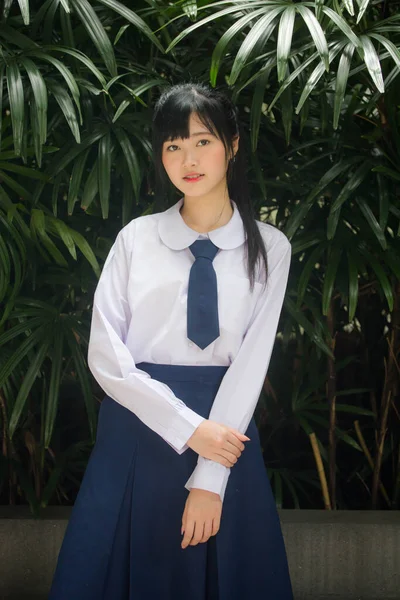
[136,362,229,384]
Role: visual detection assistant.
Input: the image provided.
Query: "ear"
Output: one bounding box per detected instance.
[232,135,239,157]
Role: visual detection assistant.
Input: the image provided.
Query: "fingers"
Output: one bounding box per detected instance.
[226,437,245,453]
[213,451,236,468]
[181,519,195,549]
[194,518,221,544]
[200,520,213,544]
[211,431,247,468]
[214,441,244,468]
[211,516,220,536]
[190,521,205,546]
[228,427,250,442]
[181,509,219,549]
[220,448,239,466]
[182,520,204,548]
[188,520,216,546]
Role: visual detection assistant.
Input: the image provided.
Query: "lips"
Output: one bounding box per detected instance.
[183,174,203,179]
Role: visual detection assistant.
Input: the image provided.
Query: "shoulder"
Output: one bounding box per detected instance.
[255,219,291,254]
[115,206,167,250]
[253,220,291,284]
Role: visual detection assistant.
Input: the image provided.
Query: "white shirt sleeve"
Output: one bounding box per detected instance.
[87,225,205,453]
[184,233,292,501]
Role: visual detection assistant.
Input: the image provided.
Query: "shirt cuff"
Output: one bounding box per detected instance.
[184,458,231,502]
[164,405,205,454]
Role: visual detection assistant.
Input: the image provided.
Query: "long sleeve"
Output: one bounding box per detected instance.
[184,233,292,501]
[87,225,205,453]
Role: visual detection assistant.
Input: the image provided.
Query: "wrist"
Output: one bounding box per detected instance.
[186,418,207,446]
[190,488,221,500]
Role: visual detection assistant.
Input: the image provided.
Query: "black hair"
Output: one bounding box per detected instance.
[151,82,268,291]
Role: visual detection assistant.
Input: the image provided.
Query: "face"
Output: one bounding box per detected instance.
[161,112,238,199]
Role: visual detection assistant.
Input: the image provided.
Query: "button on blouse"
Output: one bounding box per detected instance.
[87,198,292,502]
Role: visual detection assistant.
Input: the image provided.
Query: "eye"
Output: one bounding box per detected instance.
[165,139,211,152]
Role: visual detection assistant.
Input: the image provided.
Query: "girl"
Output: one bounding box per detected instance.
[49,82,294,599]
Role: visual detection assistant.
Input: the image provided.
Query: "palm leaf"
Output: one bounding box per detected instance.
[17,0,30,25]
[98,133,111,219]
[356,196,387,250]
[359,35,384,93]
[296,40,347,113]
[81,159,99,211]
[44,328,64,448]
[333,43,356,129]
[114,128,141,201]
[6,62,24,156]
[44,45,107,86]
[297,242,328,307]
[359,247,394,311]
[64,229,100,277]
[31,208,68,266]
[229,7,284,85]
[321,6,362,49]
[49,218,77,260]
[347,250,359,321]
[9,340,50,438]
[330,160,373,212]
[356,0,371,24]
[250,62,272,152]
[166,2,267,53]
[277,6,296,83]
[369,33,400,70]
[0,325,46,392]
[67,147,91,215]
[47,80,80,143]
[295,4,329,73]
[210,7,267,86]
[97,0,164,53]
[27,51,82,121]
[64,326,96,443]
[69,0,118,77]
[322,245,342,315]
[285,297,334,357]
[285,156,364,238]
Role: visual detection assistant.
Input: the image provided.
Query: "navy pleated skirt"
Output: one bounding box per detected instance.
[49,362,293,599]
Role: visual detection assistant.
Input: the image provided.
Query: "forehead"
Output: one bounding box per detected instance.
[164,131,215,142]
[163,111,218,142]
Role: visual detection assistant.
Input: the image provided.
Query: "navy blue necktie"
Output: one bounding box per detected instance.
[187,239,220,350]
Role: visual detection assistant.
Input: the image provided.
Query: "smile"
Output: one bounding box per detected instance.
[183,175,204,182]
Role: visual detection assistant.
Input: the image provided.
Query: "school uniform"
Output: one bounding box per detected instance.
[48,197,294,599]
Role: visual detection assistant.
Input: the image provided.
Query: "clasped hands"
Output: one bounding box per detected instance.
[181,420,250,549]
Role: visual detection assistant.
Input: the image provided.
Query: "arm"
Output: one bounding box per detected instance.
[184,232,292,500]
[87,224,205,453]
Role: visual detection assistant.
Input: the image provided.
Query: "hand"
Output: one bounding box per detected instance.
[186,419,250,467]
[181,488,222,549]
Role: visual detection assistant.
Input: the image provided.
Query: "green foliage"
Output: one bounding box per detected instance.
[0,0,399,512]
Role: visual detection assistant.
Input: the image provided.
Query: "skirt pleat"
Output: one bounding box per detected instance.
[48,362,293,600]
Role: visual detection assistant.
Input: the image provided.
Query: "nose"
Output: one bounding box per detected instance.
[182,149,198,168]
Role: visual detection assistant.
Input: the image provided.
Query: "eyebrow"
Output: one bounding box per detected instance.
[191,131,213,136]
[164,131,214,142]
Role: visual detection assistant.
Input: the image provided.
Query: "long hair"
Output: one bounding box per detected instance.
[151,82,268,291]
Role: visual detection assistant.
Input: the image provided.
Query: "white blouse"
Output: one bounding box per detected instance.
[87,197,291,502]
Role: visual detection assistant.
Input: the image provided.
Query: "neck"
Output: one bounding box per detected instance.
[180,191,233,233]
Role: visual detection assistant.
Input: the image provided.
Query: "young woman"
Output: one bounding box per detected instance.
[49,82,294,599]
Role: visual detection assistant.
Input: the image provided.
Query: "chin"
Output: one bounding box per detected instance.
[177,184,210,196]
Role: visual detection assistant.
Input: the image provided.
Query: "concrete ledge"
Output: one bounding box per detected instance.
[281,510,400,600]
[0,507,399,599]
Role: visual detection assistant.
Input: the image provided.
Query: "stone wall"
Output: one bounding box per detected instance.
[0,508,399,599]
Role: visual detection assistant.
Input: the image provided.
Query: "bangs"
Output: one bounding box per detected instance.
[153,89,229,151]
